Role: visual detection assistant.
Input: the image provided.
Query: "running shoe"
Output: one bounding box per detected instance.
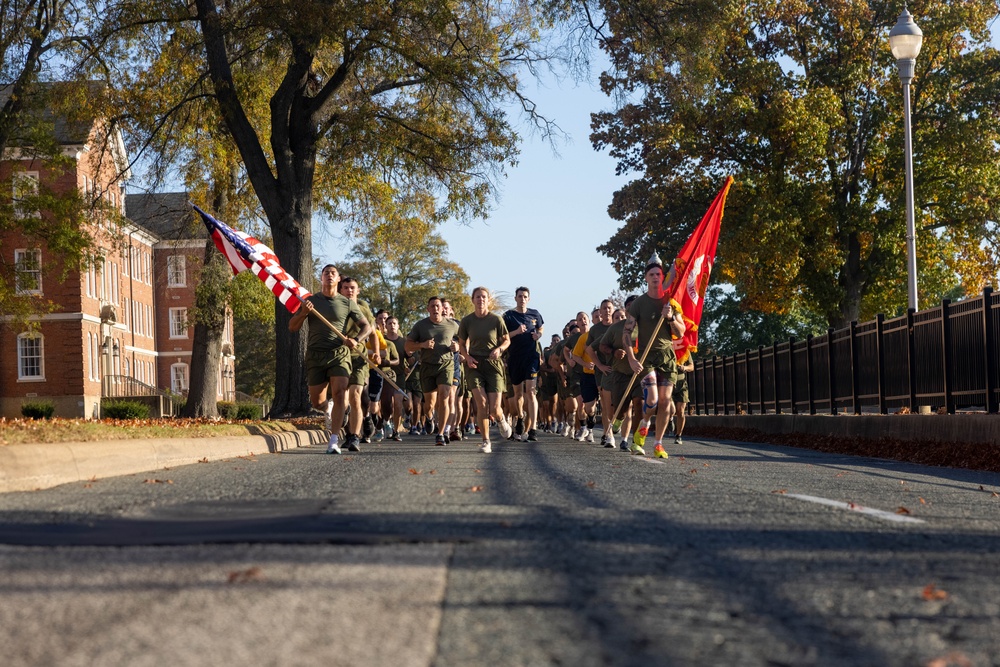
[611,418,622,434]
[345,434,362,452]
[630,442,645,456]
[654,444,668,459]
[479,440,492,453]
[600,433,608,446]
[585,430,594,443]
[389,433,402,442]
[526,429,538,442]
[632,425,648,448]
[574,427,586,442]
[674,436,682,446]
[326,436,341,455]
[450,431,462,442]
[620,440,630,452]
[435,434,446,446]
[499,418,513,439]
[605,433,616,449]
[515,416,524,436]
[409,426,419,436]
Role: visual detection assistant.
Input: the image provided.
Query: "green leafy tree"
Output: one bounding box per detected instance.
[336,216,471,332]
[593,0,1000,329]
[95,0,587,414]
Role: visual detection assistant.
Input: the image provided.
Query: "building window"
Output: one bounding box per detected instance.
[167,255,186,287]
[13,171,39,219]
[169,308,188,338]
[171,363,189,394]
[14,248,42,294]
[17,333,44,380]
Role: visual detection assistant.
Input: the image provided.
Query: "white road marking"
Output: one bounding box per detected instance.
[784,493,925,524]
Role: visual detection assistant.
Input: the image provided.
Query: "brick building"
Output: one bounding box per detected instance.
[0,90,235,419]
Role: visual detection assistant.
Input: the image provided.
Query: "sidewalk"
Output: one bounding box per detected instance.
[0,428,327,493]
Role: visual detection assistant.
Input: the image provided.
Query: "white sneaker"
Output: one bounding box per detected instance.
[574,427,585,441]
[585,429,594,443]
[479,440,492,453]
[326,436,341,454]
[607,433,616,448]
[498,418,513,439]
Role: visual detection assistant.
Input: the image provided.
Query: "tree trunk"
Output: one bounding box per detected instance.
[181,238,228,418]
[268,219,312,417]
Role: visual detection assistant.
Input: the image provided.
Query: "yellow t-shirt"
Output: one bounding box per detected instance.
[572,332,595,375]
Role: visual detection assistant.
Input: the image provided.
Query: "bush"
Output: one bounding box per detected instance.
[21,401,55,419]
[236,402,264,420]
[217,401,238,419]
[102,400,150,420]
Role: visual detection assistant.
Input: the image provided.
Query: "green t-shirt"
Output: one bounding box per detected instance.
[601,319,637,375]
[588,321,612,365]
[627,292,674,353]
[343,299,375,341]
[305,293,365,353]
[458,312,509,357]
[407,317,460,367]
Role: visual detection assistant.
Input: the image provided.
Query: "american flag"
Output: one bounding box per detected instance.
[193,204,311,313]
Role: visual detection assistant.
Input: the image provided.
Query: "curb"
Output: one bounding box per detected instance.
[0,428,327,493]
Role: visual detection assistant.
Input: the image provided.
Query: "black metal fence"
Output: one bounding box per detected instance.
[691,287,1000,416]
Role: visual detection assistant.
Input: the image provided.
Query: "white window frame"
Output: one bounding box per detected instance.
[170,363,189,394]
[13,171,39,219]
[167,255,187,287]
[14,248,42,294]
[169,307,188,339]
[17,332,44,381]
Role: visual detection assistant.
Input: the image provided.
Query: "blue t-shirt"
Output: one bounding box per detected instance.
[503,308,544,358]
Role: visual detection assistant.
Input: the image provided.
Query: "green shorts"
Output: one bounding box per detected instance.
[672,374,689,403]
[348,353,369,386]
[610,371,642,410]
[466,356,505,394]
[644,346,678,379]
[567,370,582,397]
[420,361,454,394]
[306,345,351,386]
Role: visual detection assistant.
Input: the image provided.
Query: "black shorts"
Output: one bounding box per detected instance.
[580,373,599,403]
[507,351,540,386]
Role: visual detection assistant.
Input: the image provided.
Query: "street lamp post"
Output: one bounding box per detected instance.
[889,7,923,311]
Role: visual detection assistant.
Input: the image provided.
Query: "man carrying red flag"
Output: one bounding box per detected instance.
[624,254,686,458]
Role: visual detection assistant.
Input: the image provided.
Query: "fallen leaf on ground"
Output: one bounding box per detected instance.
[919,497,927,504]
[198,457,209,463]
[436,489,445,495]
[143,479,173,484]
[921,583,948,601]
[227,567,264,584]
[772,489,788,494]
[586,481,596,488]
[689,469,698,474]
[468,485,483,492]
[408,468,421,475]
[896,506,911,515]
[925,652,972,667]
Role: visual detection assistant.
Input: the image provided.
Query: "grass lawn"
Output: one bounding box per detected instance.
[0,417,322,446]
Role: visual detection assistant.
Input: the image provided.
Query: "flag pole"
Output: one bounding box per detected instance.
[607,312,669,431]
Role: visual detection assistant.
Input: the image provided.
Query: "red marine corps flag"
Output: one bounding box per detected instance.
[192,204,311,314]
[665,176,734,363]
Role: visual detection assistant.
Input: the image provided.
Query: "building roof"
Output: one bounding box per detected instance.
[0,81,102,145]
[126,193,207,241]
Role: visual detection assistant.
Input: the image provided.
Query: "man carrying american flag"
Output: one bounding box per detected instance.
[288,264,372,454]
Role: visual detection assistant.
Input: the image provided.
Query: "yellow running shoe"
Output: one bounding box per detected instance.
[629,442,645,456]
[632,423,648,447]
[654,444,668,459]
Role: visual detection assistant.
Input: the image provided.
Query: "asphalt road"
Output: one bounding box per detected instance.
[1,429,998,666]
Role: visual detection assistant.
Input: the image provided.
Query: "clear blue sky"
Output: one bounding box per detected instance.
[320,68,631,335]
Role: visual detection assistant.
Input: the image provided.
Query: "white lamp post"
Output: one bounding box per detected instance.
[889,7,923,311]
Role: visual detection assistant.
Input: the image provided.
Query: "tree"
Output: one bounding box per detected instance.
[593,0,1000,329]
[96,0,585,415]
[0,2,113,328]
[336,216,471,332]
[697,284,828,358]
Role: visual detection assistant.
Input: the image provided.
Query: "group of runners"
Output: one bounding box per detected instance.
[291,254,694,457]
